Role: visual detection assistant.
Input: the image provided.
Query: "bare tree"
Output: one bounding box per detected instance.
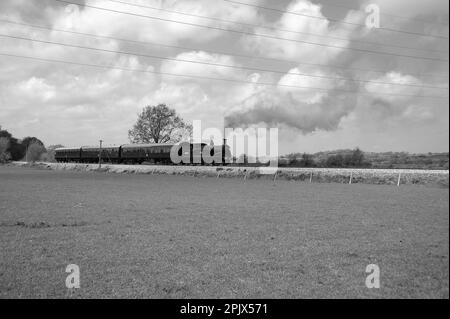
[128,104,192,144]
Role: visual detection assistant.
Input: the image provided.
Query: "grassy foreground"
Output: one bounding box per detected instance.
[0,166,448,298]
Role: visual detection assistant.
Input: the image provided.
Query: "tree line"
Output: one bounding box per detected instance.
[1,104,448,170]
[281,148,371,168]
[0,126,63,163]
[281,149,449,170]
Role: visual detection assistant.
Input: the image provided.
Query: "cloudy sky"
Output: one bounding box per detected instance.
[0,0,448,154]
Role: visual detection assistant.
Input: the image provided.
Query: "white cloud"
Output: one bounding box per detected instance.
[278,67,344,103]
[0,0,447,152]
[241,0,364,64]
[403,104,435,122]
[51,0,261,45]
[365,72,423,102]
[160,51,244,82]
[17,77,56,102]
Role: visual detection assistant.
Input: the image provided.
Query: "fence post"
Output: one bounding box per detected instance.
[349,171,353,184]
[397,173,402,187]
[310,171,313,183]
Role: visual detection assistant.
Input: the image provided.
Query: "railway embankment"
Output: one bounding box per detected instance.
[10,161,449,187]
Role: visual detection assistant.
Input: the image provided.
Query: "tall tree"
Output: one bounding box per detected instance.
[128,104,192,144]
[0,128,25,160]
[351,147,365,167]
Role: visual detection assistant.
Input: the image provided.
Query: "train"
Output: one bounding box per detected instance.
[55,142,232,165]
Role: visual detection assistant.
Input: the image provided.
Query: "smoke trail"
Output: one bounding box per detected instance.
[225,88,358,133]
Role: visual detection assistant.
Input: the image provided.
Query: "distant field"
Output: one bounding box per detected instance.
[12,162,450,187]
[0,165,448,298]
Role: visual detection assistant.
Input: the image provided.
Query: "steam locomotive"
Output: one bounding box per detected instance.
[55,142,232,165]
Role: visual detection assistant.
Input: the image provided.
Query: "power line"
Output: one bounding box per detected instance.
[0,52,448,100]
[1,18,447,79]
[224,0,450,40]
[2,33,448,90]
[51,0,449,63]
[101,0,448,54]
[315,0,449,27]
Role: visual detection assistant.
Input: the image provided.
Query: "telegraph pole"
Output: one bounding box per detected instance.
[99,140,103,169]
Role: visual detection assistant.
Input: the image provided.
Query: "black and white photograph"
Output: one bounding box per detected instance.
[0,0,448,305]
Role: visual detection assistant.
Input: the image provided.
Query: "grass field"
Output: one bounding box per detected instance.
[0,165,448,298]
[18,162,450,187]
